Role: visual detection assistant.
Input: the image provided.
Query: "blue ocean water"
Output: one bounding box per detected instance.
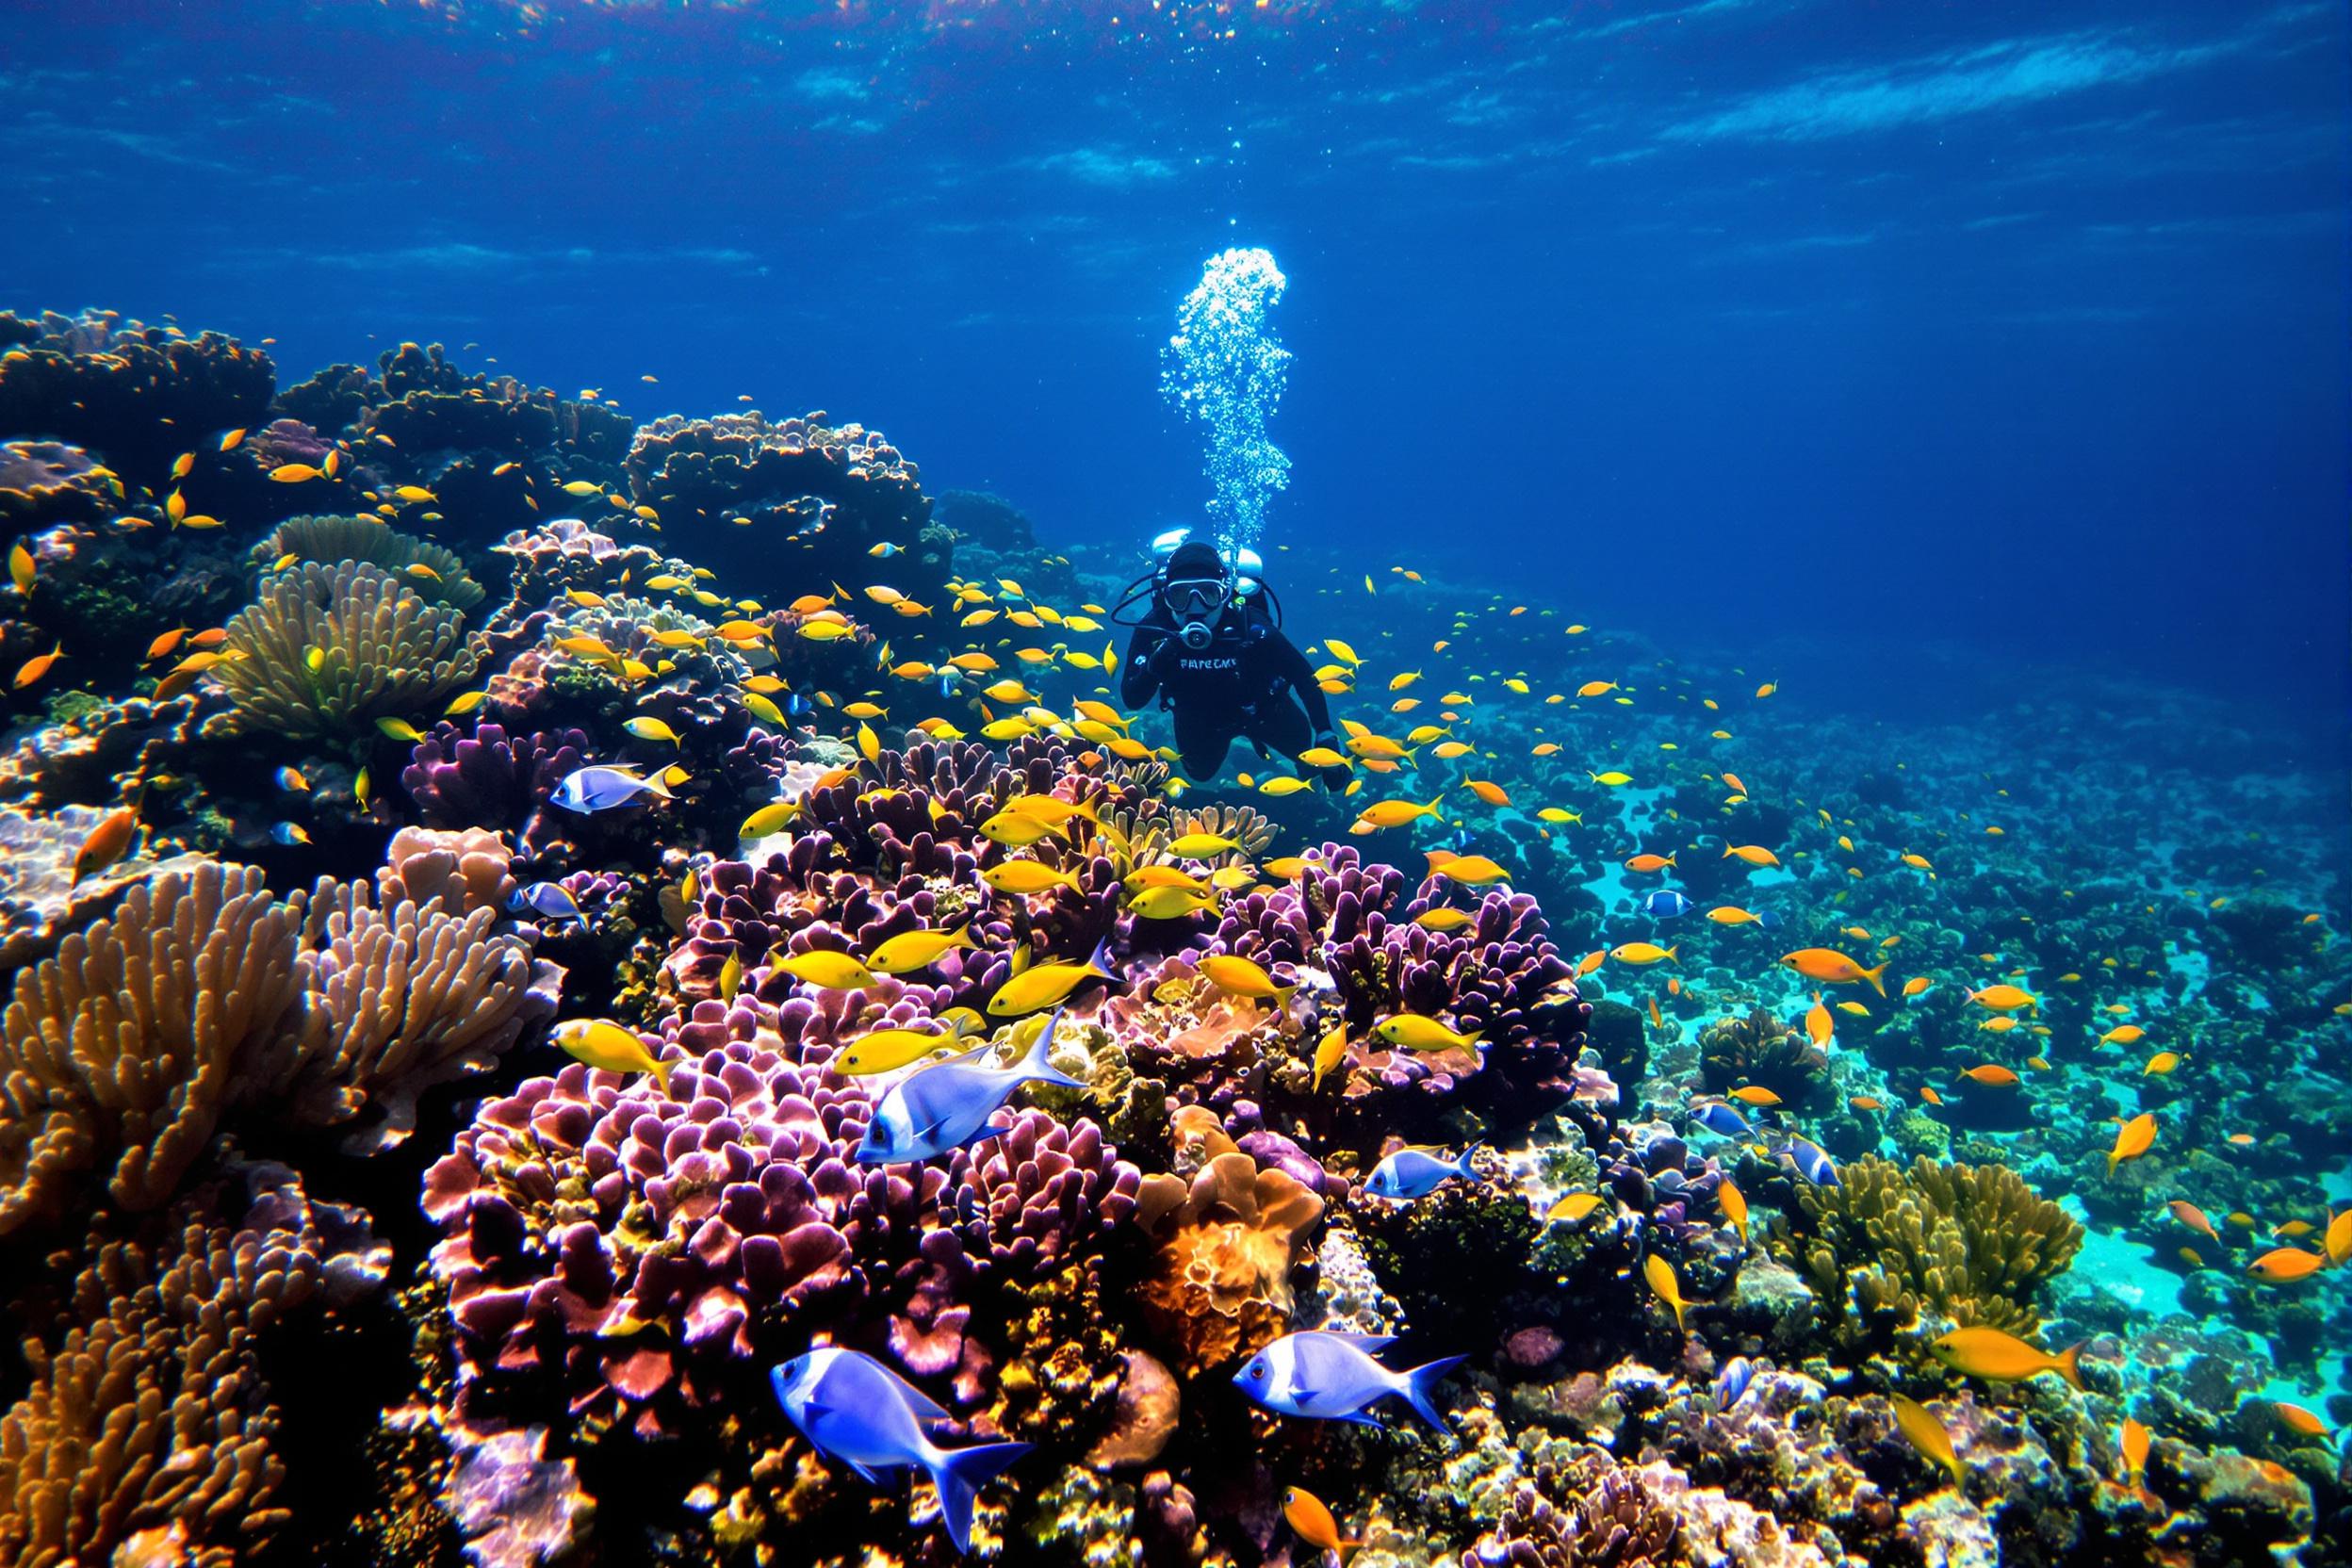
[5,0,2344,738]
[3,4,2350,1563]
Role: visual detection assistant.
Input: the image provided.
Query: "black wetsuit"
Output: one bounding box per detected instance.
[1120,599,1334,780]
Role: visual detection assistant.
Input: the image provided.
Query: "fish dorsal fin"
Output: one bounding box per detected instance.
[1316,1331,1396,1352]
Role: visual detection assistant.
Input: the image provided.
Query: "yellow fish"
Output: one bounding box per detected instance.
[1352,794,1445,830]
[1371,1014,1482,1054]
[1718,1179,1748,1244]
[867,926,980,975]
[988,942,1114,1016]
[1643,1253,1688,1332]
[1892,1393,1963,1483]
[1610,942,1676,966]
[1129,885,1219,921]
[982,860,1085,897]
[554,1019,673,1095]
[1928,1327,2083,1389]
[1546,1192,1604,1226]
[623,716,680,744]
[1311,1024,1348,1092]
[1167,831,1245,858]
[2106,1111,2156,1175]
[773,951,881,991]
[1199,955,1295,1004]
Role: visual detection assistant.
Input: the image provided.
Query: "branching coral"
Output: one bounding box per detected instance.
[214,560,479,739]
[0,863,308,1233]
[257,514,485,614]
[1486,1460,1684,1568]
[1131,1151,1324,1375]
[1788,1154,2084,1350]
[0,1159,381,1568]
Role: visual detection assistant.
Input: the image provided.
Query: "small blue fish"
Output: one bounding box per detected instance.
[273,765,310,793]
[857,1007,1084,1165]
[1785,1136,1838,1187]
[269,821,311,846]
[771,1347,1029,1553]
[1690,1101,1752,1138]
[1232,1331,1463,1432]
[871,542,904,558]
[1642,889,1693,919]
[507,881,584,923]
[551,765,670,814]
[1364,1144,1484,1202]
[1713,1355,1756,1411]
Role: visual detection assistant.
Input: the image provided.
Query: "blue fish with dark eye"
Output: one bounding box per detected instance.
[1690,1101,1752,1138]
[1364,1144,1484,1202]
[857,1006,1084,1165]
[1785,1136,1839,1187]
[1642,889,1693,919]
[507,881,583,923]
[551,765,671,814]
[1232,1331,1464,1432]
[770,1347,1029,1554]
[1713,1355,1756,1411]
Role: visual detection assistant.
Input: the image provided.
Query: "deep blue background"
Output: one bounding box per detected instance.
[3,0,2344,747]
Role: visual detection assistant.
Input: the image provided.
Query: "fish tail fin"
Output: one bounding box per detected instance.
[650,1054,675,1099]
[1086,936,1119,983]
[1016,1004,1086,1089]
[1665,946,1679,964]
[1861,962,1888,997]
[927,1440,1031,1554]
[2056,1340,2087,1391]
[1663,854,1676,867]
[1394,1355,1466,1434]
[1274,982,1299,1010]
[1455,1142,1485,1181]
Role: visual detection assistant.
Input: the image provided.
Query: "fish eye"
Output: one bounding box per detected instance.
[1248,1358,1267,1380]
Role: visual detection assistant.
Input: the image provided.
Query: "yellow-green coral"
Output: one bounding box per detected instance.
[214,560,479,739]
[256,514,485,613]
[1788,1153,2083,1351]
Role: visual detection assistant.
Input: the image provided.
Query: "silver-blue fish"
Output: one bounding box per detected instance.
[507,881,583,922]
[1232,1331,1463,1432]
[770,1347,1028,1553]
[1364,1144,1483,1201]
[1690,1101,1751,1138]
[856,1007,1084,1165]
[1785,1136,1838,1187]
[551,765,669,814]
[1713,1354,1756,1410]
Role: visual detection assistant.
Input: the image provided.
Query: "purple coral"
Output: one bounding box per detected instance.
[401,722,590,849]
[423,997,1138,1430]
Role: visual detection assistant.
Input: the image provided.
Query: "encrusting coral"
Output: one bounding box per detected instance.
[1788,1153,2084,1350]
[1131,1150,1324,1375]
[213,560,479,739]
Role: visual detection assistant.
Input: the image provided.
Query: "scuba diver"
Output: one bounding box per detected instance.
[1114,532,1346,784]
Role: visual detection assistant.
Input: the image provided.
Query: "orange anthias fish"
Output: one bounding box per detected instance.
[1643,1252,1688,1333]
[2107,1112,2157,1175]
[2119,1417,2150,1485]
[2165,1200,2220,1244]
[71,806,139,883]
[1805,992,1834,1047]
[1779,948,1890,996]
[1282,1486,1361,1564]
[2246,1247,2325,1283]
[1960,1064,2020,1087]
[1718,1179,1748,1245]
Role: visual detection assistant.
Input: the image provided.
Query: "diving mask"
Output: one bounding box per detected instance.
[1164,576,1229,648]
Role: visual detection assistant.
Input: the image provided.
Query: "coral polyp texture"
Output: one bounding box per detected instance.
[0,297,2340,1568]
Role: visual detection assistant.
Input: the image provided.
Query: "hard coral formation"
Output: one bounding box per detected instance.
[1132,1151,1323,1375]
[1788,1154,2083,1350]
[0,310,275,490]
[257,513,486,613]
[0,1159,380,1568]
[214,559,480,738]
[0,863,307,1232]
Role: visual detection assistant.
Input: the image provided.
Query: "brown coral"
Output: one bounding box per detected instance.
[0,864,306,1233]
[0,1169,335,1568]
[1789,1154,2084,1351]
[1699,1006,1829,1109]
[1132,1151,1324,1375]
[377,825,514,915]
[1489,1459,1684,1568]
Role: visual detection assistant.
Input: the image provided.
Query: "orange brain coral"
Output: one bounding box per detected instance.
[1131,1151,1324,1376]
